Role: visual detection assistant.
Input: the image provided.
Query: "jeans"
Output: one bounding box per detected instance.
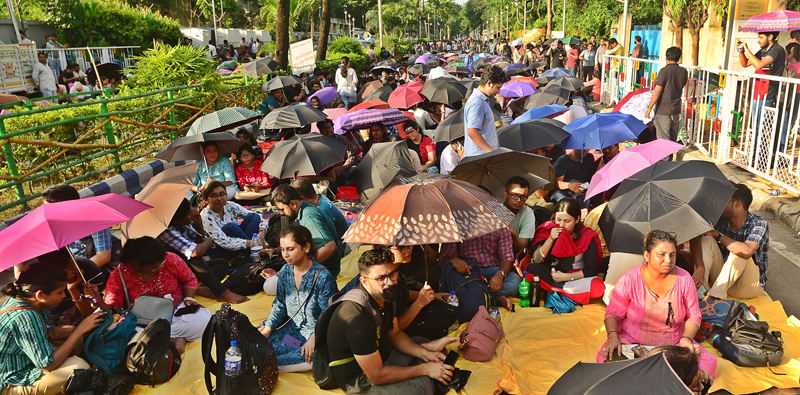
[566,67,576,77]
[340,89,357,109]
[40,89,59,104]
[477,265,522,297]
[216,212,263,257]
[346,338,434,394]
[551,189,591,209]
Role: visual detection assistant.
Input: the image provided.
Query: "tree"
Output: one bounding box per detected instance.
[317,0,332,60]
[275,0,291,69]
[664,0,725,65]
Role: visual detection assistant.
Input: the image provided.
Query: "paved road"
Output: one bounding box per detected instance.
[757,211,800,320]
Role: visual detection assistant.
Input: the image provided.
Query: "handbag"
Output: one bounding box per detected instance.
[458,305,504,362]
[118,269,174,327]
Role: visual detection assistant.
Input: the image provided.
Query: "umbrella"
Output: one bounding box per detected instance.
[446,65,470,74]
[389,84,424,109]
[741,10,800,32]
[341,108,409,131]
[547,354,695,395]
[343,176,516,246]
[358,80,384,102]
[460,79,480,99]
[585,139,685,199]
[311,108,348,134]
[371,65,396,74]
[598,161,736,254]
[187,107,260,136]
[406,81,425,92]
[497,119,570,151]
[525,85,571,109]
[563,113,647,150]
[421,78,468,104]
[377,60,398,69]
[353,141,418,203]
[447,62,466,68]
[548,76,585,91]
[504,63,526,72]
[512,104,570,124]
[494,61,511,70]
[242,57,279,76]
[363,85,393,102]
[347,100,391,113]
[561,37,582,45]
[429,67,449,79]
[540,67,571,78]
[500,80,537,98]
[155,132,246,163]
[490,56,513,63]
[614,88,655,124]
[408,63,433,75]
[474,57,492,70]
[306,86,339,106]
[120,163,200,242]
[474,53,492,59]
[261,75,302,93]
[543,38,559,46]
[260,133,346,178]
[0,194,152,271]
[432,107,502,142]
[259,103,328,130]
[450,148,551,198]
[415,55,430,64]
[527,62,546,71]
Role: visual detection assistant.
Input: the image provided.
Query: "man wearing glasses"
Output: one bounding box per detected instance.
[503,176,536,254]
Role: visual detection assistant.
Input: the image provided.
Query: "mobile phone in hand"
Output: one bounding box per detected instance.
[444,350,460,366]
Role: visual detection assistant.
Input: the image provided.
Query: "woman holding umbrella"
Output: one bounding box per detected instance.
[191,142,239,200]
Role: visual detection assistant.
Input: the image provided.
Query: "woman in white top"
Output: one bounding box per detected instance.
[335,56,358,109]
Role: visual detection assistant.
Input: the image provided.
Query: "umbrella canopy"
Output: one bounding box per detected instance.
[156,132,246,162]
[261,75,302,93]
[120,163,200,242]
[490,56,513,63]
[474,57,492,70]
[543,38,559,46]
[421,78,468,104]
[260,133,346,178]
[343,176,516,245]
[348,100,391,113]
[371,65,396,74]
[415,55,430,64]
[358,80,384,102]
[548,76,585,91]
[353,141,418,203]
[242,57,279,76]
[377,60,397,68]
[540,67,571,78]
[306,86,339,106]
[741,10,800,32]
[447,65,470,74]
[408,63,433,75]
[598,161,735,254]
[433,107,502,142]
[450,148,551,198]
[406,81,425,92]
[525,85,571,109]
[363,85,393,102]
[389,84,424,109]
[341,108,409,131]
[187,107,260,136]
[586,139,684,199]
[564,113,647,150]
[547,354,695,395]
[460,79,480,99]
[504,63,526,72]
[614,88,655,124]
[512,104,570,124]
[259,103,328,130]
[561,37,582,45]
[497,119,570,151]
[500,80,537,98]
[494,61,511,70]
[0,194,152,270]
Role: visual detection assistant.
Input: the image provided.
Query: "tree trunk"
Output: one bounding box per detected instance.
[275,0,291,69]
[546,0,552,38]
[316,0,332,61]
[672,21,683,50]
[689,28,700,66]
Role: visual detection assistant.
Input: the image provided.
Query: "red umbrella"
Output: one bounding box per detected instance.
[388,84,424,109]
[347,100,390,113]
[406,81,424,93]
[510,76,540,88]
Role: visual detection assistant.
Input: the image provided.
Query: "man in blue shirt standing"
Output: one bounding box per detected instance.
[463,65,506,158]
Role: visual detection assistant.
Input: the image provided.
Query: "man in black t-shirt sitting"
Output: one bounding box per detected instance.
[551,150,596,210]
[326,249,456,393]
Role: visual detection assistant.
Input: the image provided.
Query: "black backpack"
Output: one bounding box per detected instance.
[713,302,784,369]
[223,256,285,296]
[202,303,278,395]
[122,319,181,385]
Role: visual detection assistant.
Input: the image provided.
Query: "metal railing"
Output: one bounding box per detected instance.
[600,54,800,194]
[45,46,140,82]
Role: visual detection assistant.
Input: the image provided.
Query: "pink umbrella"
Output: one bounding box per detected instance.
[741,10,800,32]
[406,81,424,93]
[310,108,348,134]
[0,194,152,271]
[585,139,685,199]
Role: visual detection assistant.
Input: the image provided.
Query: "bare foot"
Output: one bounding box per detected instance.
[498,296,514,311]
[171,337,187,354]
[422,336,458,352]
[217,290,250,304]
[195,286,216,299]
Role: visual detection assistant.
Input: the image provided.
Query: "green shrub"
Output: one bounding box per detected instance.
[322,52,367,74]
[123,43,223,93]
[383,35,415,58]
[328,37,366,56]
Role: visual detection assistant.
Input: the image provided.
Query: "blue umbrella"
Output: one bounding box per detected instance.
[540,67,570,78]
[563,113,647,150]
[504,63,526,72]
[512,104,569,124]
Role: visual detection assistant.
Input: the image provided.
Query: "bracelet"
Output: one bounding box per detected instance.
[184,297,196,303]
[607,330,618,338]
[681,335,693,342]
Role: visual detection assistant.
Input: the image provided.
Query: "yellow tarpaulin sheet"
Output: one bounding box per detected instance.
[131,247,800,395]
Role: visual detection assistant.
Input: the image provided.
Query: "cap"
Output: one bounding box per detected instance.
[231,340,238,346]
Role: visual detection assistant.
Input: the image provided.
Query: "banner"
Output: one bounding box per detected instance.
[289,39,315,75]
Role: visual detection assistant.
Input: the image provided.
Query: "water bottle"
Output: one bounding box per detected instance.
[770,189,781,196]
[250,233,263,263]
[531,275,541,307]
[489,306,501,323]
[518,272,530,308]
[446,291,459,307]
[224,340,242,377]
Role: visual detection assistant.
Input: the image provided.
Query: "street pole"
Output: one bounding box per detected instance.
[621,0,628,47]
[562,0,565,35]
[378,0,384,47]
[5,0,22,45]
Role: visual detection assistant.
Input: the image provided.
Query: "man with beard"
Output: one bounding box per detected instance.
[271,185,342,277]
[503,176,536,253]
[326,249,457,393]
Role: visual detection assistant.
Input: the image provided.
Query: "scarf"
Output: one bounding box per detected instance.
[532,221,603,260]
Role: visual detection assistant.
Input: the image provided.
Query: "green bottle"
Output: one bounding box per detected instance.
[519,271,530,308]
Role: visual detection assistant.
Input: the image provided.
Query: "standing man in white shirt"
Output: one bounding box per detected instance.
[32,52,66,103]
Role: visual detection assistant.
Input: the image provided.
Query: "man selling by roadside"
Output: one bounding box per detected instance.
[463,65,507,157]
[645,46,688,147]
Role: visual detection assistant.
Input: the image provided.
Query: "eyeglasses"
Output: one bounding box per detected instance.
[365,269,399,285]
[208,192,227,200]
[650,230,677,240]
[507,193,528,201]
[240,152,254,158]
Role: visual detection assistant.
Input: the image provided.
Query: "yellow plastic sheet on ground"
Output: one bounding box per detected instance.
[131,247,800,395]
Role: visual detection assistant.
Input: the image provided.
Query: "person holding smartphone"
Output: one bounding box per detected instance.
[439,137,464,175]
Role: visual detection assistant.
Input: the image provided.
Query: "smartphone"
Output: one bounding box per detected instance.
[444,350,460,366]
[282,334,303,350]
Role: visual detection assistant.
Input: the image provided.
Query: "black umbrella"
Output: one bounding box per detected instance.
[363,85,393,102]
[474,57,491,70]
[525,85,571,109]
[187,107,260,136]
[460,79,480,99]
[450,148,551,198]
[548,76,585,91]
[543,38,558,46]
[599,161,736,254]
[371,65,396,74]
[376,60,397,69]
[433,107,502,142]
[86,63,122,87]
[548,354,695,395]
[260,133,346,178]
[259,104,328,130]
[421,78,468,104]
[155,132,246,177]
[242,57,279,76]
[497,119,570,151]
[408,63,432,75]
[261,75,302,93]
[353,141,418,204]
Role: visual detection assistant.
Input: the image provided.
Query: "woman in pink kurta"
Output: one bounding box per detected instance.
[597,230,716,384]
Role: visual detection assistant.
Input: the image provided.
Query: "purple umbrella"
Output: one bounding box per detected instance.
[340,108,409,131]
[504,63,526,71]
[415,55,430,64]
[500,80,537,98]
[307,86,339,106]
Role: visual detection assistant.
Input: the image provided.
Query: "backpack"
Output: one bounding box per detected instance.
[312,288,385,390]
[202,303,278,395]
[223,256,285,296]
[713,302,784,369]
[440,261,496,324]
[84,309,138,374]
[122,318,181,385]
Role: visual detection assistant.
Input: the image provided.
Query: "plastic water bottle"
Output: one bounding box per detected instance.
[250,233,263,263]
[531,276,541,307]
[518,272,530,308]
[489,306,501,323]
[770,189,782,196]
[224,340,242,377]
[446,291,459,307]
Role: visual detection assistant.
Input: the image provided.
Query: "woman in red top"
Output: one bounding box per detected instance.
[235,145,271,191]
[404,121,437,173]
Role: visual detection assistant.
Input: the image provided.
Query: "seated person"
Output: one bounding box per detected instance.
[649,345,710,391]
[317,119,357,181]
[309,96,325,110]
[551,149,596,209]
[290,178,348,252]
[234,145,271,194]
[439,137,464,175]
[234,129,265,162]
[584,70,602,101]
[690,184,768,300]
[87,237,212,354]
[525,146,557,212]
[198,181,268,261]
[271,185,341,278]
[68,82,94,101]
[191,141,239,200]
[404,121,438,173]
[599,230,716,386]
[326,249,457,393]
[158,198,249,304]
[259,225,338,372]
[527,198,603,303]
[503,176,536,253]
[0,262,104,395]
[257,89,286,114]
[361,124,390,156]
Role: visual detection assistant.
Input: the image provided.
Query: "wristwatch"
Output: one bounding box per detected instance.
[570,275,574,281]
[499,270,507,278]
[714,233,722,242]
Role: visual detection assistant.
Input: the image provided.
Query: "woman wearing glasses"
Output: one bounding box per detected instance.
[198,181,268,260]
[234,145,272,199]
[404,121,438,173]
[597,230,715,387]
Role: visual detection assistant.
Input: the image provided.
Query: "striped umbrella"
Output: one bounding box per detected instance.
[187,107,260,136]
[340,108,409,131]
[242,57,279,76]
[741,10,800,32]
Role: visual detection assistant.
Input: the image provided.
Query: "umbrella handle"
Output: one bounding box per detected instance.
[67,248,89,284]
[201,146,210,176]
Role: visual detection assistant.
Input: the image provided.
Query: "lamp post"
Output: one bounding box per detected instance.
[505,5,509,38]
[344,10,349,37]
